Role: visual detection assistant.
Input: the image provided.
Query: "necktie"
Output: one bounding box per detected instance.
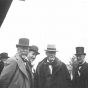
[26,61,34,88]
[77,65,82,76]
[49,65,52,74]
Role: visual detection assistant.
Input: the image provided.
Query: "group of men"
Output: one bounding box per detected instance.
[0,38,88,88]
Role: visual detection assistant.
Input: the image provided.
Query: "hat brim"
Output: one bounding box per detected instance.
[30,49,40,55]
[44,50,58,52]
[75,53,86,55]
[0,56,10,58]
[34,51,40,55]
[16,44,29,47]
[36,52,40,55]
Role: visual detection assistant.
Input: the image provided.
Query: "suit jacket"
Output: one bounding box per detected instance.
[0,53,33,88]
[34,57,72,88]
[72,62,88,88]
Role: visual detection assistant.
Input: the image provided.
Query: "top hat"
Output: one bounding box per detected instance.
[44,44,58,52]
[75,47,86,55]
[0,52,10,59]
[30,45,40,54]
[16,38,29,47]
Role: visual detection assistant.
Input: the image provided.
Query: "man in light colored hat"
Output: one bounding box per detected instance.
[0,38,33,88]
[72,47,88,88]
[34,44,72,88]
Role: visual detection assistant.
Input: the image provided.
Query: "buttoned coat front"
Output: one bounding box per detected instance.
[0,54,33,88]
[34,57,72,88]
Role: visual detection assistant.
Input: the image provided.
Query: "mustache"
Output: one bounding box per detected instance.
[21,52,28,55]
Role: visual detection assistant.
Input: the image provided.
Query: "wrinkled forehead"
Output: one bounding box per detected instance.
[29,51,37,55]
[76,54,85,57]
[18,46,29,49]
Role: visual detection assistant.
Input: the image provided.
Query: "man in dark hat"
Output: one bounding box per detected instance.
[0,52,9,63]
[72,47,88,88]
[28,45,40,64]
[27,45,40,87]
[34,44,72,88]
[0,52,9,74]
[0,38,33,88]
[28,45,40,73]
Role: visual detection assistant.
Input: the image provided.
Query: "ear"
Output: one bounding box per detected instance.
[45,51,48,55]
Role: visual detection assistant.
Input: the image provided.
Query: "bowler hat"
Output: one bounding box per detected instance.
[44,44,58,52]
[75,47,86,55]
[30,45,40,54]
[16,38,29,47]
[0,52,9,59]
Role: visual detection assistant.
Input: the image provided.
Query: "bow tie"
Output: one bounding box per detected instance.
[47,61,54,65]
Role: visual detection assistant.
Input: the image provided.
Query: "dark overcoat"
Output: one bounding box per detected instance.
[34,57,72,88]
[0,61,4,74]
[72,62,88,88]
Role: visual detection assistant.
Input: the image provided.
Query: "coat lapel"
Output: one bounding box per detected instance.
[42,57,62,76]
[52,59,62,75]
[42,59,49,76]
[15,54,29,79]
[80,62,88,76]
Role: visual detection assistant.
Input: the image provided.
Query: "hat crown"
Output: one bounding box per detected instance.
[30,45,40,54]
[47,44,56,50]
[0,53,9,58]
[16,38,29,47]
[76,47,85,55]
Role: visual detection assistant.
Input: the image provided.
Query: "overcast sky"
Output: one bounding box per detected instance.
[0,0,88,65]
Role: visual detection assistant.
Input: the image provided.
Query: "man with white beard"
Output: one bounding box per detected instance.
[0,38,33,88]
[34,44,72,88]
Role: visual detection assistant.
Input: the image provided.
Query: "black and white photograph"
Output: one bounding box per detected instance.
[0,0,88,88]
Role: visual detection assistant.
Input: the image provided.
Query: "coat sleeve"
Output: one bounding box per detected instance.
[63,63,72,88]
[85,67,88,88]
[0,58,17,88]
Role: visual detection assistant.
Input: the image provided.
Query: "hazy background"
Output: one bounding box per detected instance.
[0,0,88,66]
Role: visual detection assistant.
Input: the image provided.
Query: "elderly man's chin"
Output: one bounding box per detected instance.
[21,54,27,59]
[48,57,55,61]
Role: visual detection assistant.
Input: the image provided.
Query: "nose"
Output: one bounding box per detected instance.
[77,56,81,60]
[32,55,36,58]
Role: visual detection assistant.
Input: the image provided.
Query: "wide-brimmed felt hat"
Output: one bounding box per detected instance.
[16,38,29,47]
[0,52,10,59]
[75,47,86,55]
[44,44,58,52]
[30,45,40,54]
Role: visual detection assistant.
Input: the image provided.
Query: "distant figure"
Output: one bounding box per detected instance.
[0,52,9,63]
[0,52,9,74]
[0,38,33,88]
[34,44,72,88]
[72,47,88,88]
